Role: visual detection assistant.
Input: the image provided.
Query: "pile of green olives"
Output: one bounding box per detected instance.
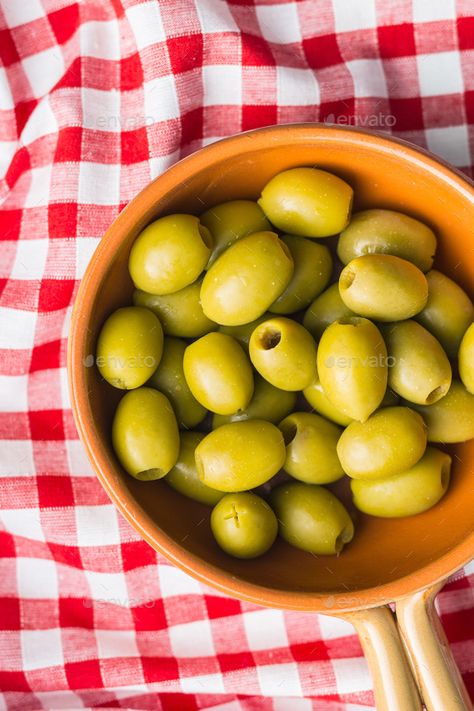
[95,166,474,560]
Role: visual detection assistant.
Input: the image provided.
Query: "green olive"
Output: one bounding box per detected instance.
[407,380,474,443]
[415,270,474,357]
[317,317,388,422]
[219,314,270,349]
[279,412,344,484]
[200,200,271,267]
[128,214,212,295]
[337,209,437,272]
[459,322,474,394]
[195,419,286,492]
[383,320,452,405]
[303,375,354,426]
[212,375,296,428]
[133,278,217,338]
[258,167,353,238]
[337,406,427,480]
[303,283,356,341]
[269,236,332,314]
[165,431,224,505]
[96,306,163,389]
[112,387,179,480]
[148,337,207,428]
[200,231,294,326]
[351,447,451,517]
[270,482,354,555]
[210,492,277,559]
[183,332,253,415]
[339,254,428,321]
[249,317,317,391]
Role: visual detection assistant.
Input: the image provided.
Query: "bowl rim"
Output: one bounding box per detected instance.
[68,123,474,612]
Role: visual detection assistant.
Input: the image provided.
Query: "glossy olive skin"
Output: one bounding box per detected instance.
[270,482,354,555]
[279,412,344,484]
[165,432,224,505]
[269,236,332,314]
[249,317,317,391]
[258,167,353,238]
[303,374,354,426]
[416,270,474,358]
[183,332,254,415]
[459,322,474,394]
[200,200,271,267]
[96,306,163,389]
[351,447,451,518]
[408,380,474,443]
[383,320,452,405]
[211,492,278,559]
[337,209,437,272]
[219,314,269,349]
[303,283,355,341]
[133,278,217,338]
[317,317,388,422]
[148,337,207,428]
[129,214,212,295]
[337,406,427,480]
[200,231,294,326]
[339,254,428,321]
[112,387,179,480]
[212,375,296,428]
[195,419,286,492]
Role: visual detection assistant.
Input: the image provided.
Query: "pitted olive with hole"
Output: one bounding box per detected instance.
[133,278,217,338]
[303,282,356,341]
[219,314,270,350]
[212,375,296,428]
[165,431,224,505]
[210,492,278,558]
[416,270,474,358]
[200,231,294,326]
[249,317,317,391]
[351,447,451,517]
[200,200,272,267]
[258,167,353,237]
[384,320,452,405]
[339,254,428,321]
[183,332,253,415]
[112,387,179,480]
[96,306,163,389]
[195,419,286,492]
[148,337,207,428]
[279,412,344,484]
[303,375,354,427]
[270,482,354,555]
[408,380,474,443]
[129,214,212,295]
[269,235,332,314]
[337,209,437,272]
[337,406,427,480]
[317,317,388,422]
[459,322,474,394]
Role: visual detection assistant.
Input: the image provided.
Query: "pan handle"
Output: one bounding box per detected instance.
[396,583,473,711]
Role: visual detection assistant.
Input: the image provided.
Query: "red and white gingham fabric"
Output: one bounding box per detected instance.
[0,1,473,709]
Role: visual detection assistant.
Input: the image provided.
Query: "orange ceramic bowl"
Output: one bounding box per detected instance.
[68,124,474,612]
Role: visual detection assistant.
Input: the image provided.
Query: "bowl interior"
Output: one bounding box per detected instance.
[71,126,474,610]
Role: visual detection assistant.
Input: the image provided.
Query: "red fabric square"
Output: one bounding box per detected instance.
[389,97,424,131]
[59,597,94,628]
[0,597,20,630]
[141,657,180,683]
[0,210,23,241]
[378,23,416,58]
[131,599,167,631]
[217,650,254,673]
[465,90,474,123]
[121,127,149,164]
[29,410,65,441]
[65,660,103,689]
[241,104,277,130]
[121,540,157,571]
[320,98,356,124]
[181,107,203,146]
[30,340,61,372]
[37,475,74,508]
[48,203,78,239]
[5,145,31,190]
[47,542,83,568]
[241,32,275,66]
[48,4,80,45]
[167,34,203,74]
[56,57,82,89]
[205,595,242,619]
[38,279,75,311]
[458,16,474,49]
[0,531,16,558]
[0,671,29,691]
[120,53,144,91]
[54,127,82,163]
[303,34,343,70]
[0,29,20,66]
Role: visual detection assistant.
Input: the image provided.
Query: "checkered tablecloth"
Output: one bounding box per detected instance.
[1,1,473,709]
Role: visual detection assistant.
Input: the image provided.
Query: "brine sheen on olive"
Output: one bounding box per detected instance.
[112,387,179,479]
[258,167,353,237]
[339,254,428,321]
[165,431,224,505]
[351,447,451,517]
[195,420,286,492]
[212,375,296,428]
[459,323,474,394]
[96,306,163,389]
[303,283,355,341]
[408,380,474,443]
[210,492,278,558]
[270,482,354,555]
[303,375,354,426]
[200,231,294,325]
[338,209,437,272]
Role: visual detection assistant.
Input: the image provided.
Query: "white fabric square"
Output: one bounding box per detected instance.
[256,4,301,44]
[203,66,242,106]
[243,609,288,651]
[332,657,372,693]
[347,59,388,97]
[426,125,470,167]
[149,152,179,179]
[82,88,121,132]
[59,366,70,410]
[417,52,463,97]
[196,1,238,33]
[25,165,52,208]
[274,700,313,711]
[84,570,128,605]
[17,557,59,599]
[0,374,28,412]
[257,662,302,696]
[144,76,180,124]
[0,308,36,349]
[10,239,49,280]
[1,0,44,28]
[33,691,85,709]
[78,162,120,205]
[75,237,100,279]
[125,2,166,50]
[66,440,95,478]
[80,20,120,60]
[1,508,44,541]
[277,66,320,106]
[180,673,225,694]
[413,0,456,22]
[159,564,202,598]
[0,67,14,110]
[95,630,139,659]
[318,613,355,640]
[21,629,63,670]
[0,441,35,477]
[75,504,120,547]
[169,619,215,658]
[21,97,58,145]
[333,0,376,31]
[22,47,65,99]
